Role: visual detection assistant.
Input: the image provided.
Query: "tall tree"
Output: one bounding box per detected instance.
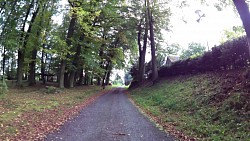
[28,0,58,86]
[17,0,38,86]
[146,0,158,82]
[129,0,170,84]
[138,2,148,82]
[232,0,250,56]
[200,0,250,56]
[59,1,77,88]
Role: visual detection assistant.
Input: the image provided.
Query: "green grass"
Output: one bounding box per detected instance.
[130,72,250,141]
[0,85,107,140]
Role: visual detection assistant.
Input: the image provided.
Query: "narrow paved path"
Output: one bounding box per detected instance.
[45,88,175,141]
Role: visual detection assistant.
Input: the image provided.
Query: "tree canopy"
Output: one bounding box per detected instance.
[180,42,206,60]
[1,0,249,88]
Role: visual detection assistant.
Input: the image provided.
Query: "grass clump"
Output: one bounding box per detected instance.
[130,69,250,141]
[42,86,61,94]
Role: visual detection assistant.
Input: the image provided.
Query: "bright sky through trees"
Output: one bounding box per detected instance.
[165,1,243,49]
[53,0,243,50]
[50,0,245,83]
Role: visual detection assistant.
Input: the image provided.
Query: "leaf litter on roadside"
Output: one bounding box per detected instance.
[0,86,111,140]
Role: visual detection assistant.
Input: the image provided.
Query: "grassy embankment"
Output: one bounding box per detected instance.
[129,69,250,141]
[0,84,109,140]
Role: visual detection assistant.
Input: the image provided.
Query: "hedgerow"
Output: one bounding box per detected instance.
[159,36,249,77]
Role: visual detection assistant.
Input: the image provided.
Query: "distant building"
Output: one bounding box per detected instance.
[165,55,180,67]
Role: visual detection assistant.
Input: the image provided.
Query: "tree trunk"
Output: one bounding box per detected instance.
[105,70,111,85]
[233,0,250,56]
[102,71,106,88]
[69,34,84,88]
[17,50,24,86]
[84,72,89,85]
[17,0,35,86]
[59,60,66,88]
[78,69,84,85]
[41,44,46,84]
[91,76,93,85]
[147,1,158,82]
[59,11,77,88]
[29,2,47,86]
[102,61,110,89]
[28,49,37,86]
[138,20,143,82]
[2,47,6,76]
[69,71,75,88]
[64,72,70,88]
[97,77,101,85]
[138,14,148,82]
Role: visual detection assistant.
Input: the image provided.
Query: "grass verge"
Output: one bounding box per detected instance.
[129,69,250,141]
[0,85,111,140]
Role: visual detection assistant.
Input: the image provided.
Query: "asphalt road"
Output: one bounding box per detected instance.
[45,88,175,141]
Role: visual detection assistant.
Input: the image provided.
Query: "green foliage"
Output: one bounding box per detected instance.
[112,73,123,85]
[220,26,245,43]
[165,43,181,56]
[0,0,154,88]
[156,43,180,68]
[180,42,206,60]
[159,36,249,77]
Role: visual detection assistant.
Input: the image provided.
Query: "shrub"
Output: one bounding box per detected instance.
[159,36,249,77]
[43,86,61,94]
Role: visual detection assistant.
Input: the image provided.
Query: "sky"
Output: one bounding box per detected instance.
[165,1,243,49]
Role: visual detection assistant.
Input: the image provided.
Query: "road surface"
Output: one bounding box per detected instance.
[45,88,175,141]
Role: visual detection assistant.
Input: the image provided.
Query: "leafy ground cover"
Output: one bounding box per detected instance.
[0,84,110,140]
[129,69,250,141]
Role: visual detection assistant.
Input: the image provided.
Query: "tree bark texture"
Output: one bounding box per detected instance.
[147,1,158,82]
[2,47,6,76]
[138,12,148,82]
[17,0,37,86]
[28,49,37,86]
[41,44,46,84]
[59,11,77,88]
[59,60,66,88]
[102,61,110,89]
[28,2,48,86]
[233,0,250,56]
[17,50,24,86]
[69,34,84,88]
